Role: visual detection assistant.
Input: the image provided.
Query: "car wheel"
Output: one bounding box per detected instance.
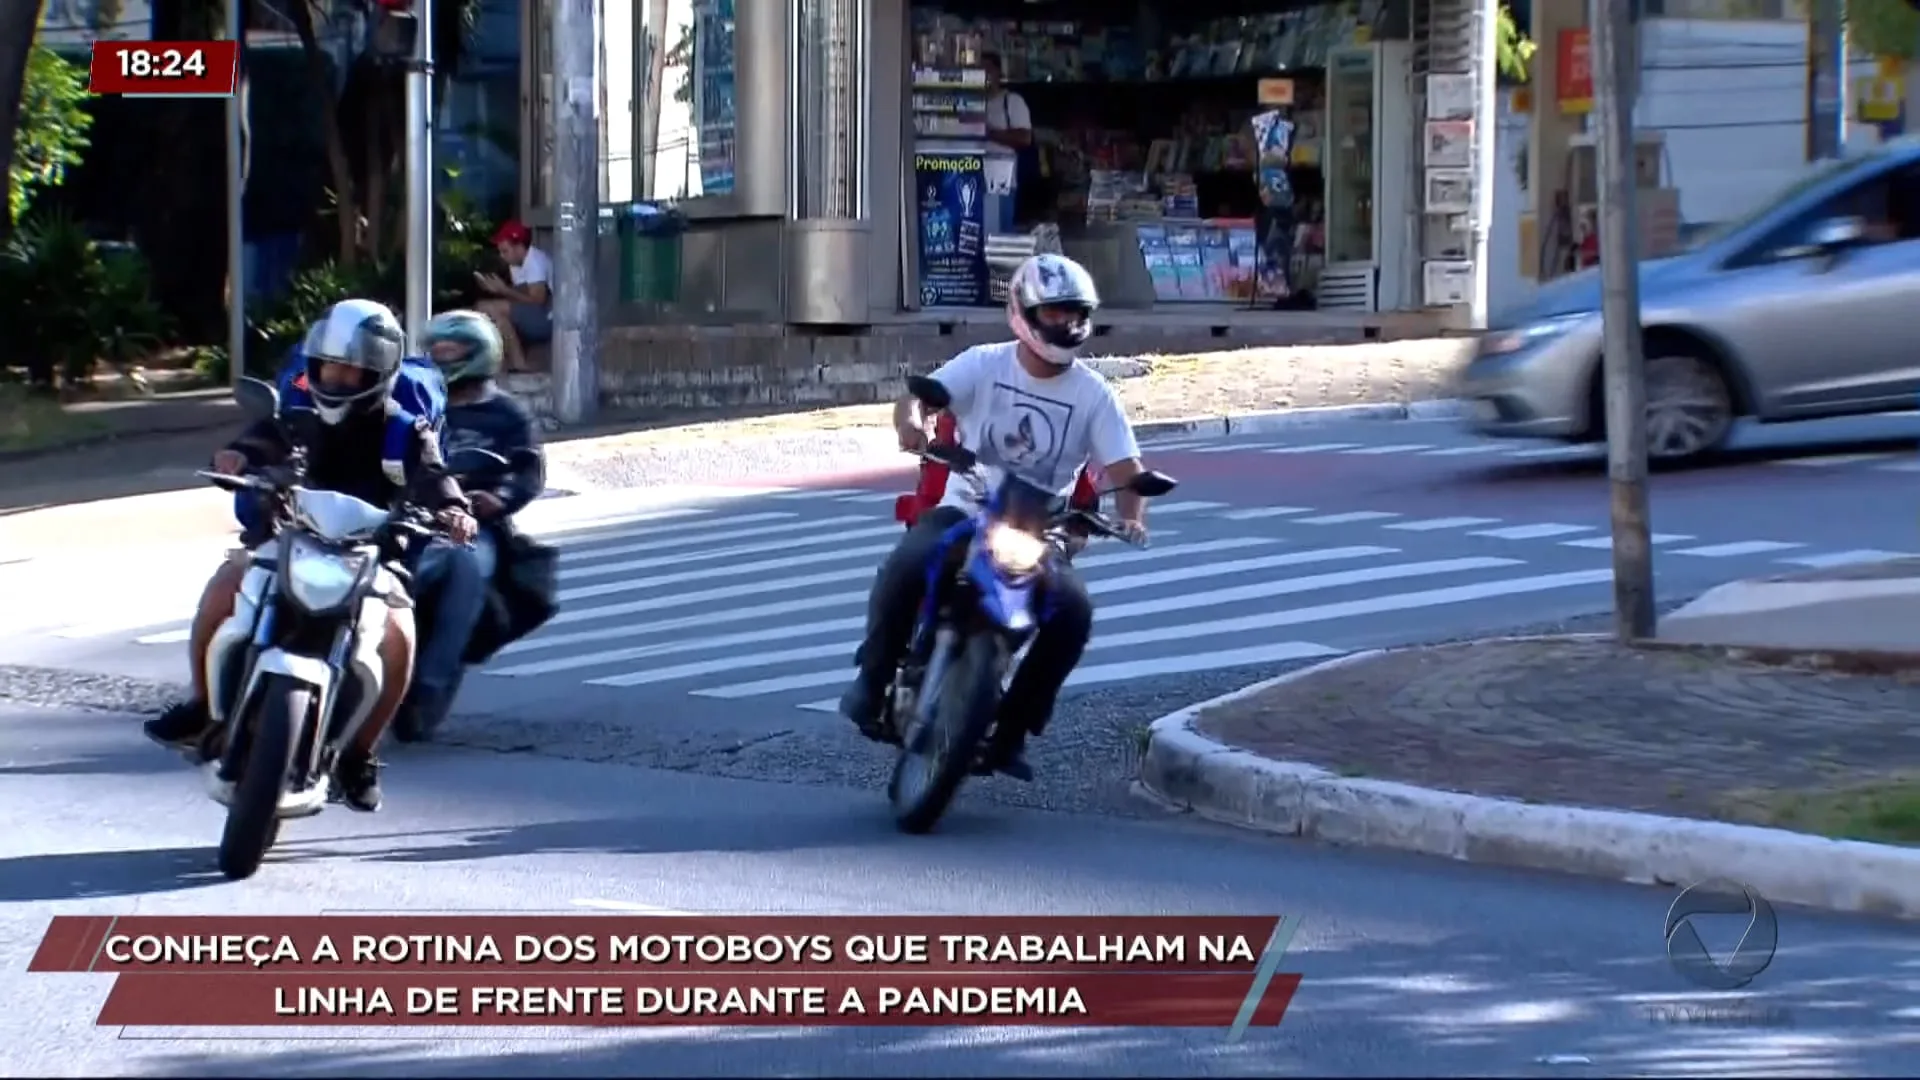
[1644,351,1734,462]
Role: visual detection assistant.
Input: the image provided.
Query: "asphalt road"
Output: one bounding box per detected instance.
[5,411,1920,1075]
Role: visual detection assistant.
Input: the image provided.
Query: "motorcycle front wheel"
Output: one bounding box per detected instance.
[890,633,1003,835]
[218,675,307,880]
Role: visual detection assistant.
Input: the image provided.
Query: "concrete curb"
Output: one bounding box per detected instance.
[1133,398,1462,441]
[1631,637,1920,677]
[1138,636,1920,921]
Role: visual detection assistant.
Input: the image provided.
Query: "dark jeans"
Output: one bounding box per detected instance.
[855,505,1094,736]
[412,533,497,697]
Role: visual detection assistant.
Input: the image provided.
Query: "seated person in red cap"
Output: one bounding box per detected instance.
[473,220,553,372]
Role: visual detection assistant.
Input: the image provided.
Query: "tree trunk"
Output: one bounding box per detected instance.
[0,0,46,242]
[643,0,670,198]
[289,0,358,265]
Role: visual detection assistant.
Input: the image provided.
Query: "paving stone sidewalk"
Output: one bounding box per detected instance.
[1191,637,1920,832]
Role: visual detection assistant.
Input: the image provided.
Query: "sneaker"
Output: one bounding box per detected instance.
[838,678,897,744]
[335,750,383,813]
[145,700,213,750]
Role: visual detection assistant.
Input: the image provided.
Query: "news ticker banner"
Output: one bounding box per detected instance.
[31,915,1302,1034]
[87,41,241,98]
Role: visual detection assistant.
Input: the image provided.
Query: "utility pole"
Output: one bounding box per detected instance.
[1805,0,1846,160]
[224,0,246,387]
[403,0,435,344]
[550,0,601,424]
[1468,0,1500,329]
[1596,0,1655,640]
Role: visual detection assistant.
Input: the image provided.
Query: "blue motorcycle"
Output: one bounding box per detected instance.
[883,375,1178,833]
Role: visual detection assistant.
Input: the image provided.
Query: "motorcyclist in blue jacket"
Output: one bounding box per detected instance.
[143,299,476,812]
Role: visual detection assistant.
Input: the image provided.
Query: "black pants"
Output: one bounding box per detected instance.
[854,506,1094,736]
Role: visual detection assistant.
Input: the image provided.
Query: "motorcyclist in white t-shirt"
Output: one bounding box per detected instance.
[838,254,1150,782]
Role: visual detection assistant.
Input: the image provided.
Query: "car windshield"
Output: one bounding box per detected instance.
[1683,148,1893,250]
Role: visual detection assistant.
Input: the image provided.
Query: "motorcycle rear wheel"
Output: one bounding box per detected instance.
[890,633,1002,835]
[218,675,307,881]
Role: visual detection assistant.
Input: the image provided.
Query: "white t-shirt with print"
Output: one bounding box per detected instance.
[511,246,553,302]
[930,341,1140,512]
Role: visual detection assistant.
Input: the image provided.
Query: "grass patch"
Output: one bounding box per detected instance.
[0,384,110,453]
[1720,774,1920,846]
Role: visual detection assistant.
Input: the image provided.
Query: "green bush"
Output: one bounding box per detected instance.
[11,46,93,225]
[0,211,171,388]
[246,182,501,376]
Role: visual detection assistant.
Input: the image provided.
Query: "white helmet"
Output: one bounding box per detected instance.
[1006,254,1100,366]
[301,298,406,425]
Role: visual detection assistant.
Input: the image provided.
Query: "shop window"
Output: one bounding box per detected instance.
[903,0,1393,311]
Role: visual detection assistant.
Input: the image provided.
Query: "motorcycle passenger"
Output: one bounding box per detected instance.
[143,299,476,812]
[839,253,1149,782]
[402,309,547,738]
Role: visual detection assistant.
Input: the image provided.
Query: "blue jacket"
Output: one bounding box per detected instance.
[228,350,459,533]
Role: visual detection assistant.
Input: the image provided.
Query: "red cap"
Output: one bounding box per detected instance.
[492,220,532,246]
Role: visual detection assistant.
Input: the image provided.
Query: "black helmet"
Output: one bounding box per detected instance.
[302,299,406,424]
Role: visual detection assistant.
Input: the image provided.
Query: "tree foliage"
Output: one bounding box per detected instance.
[1498,3,1536,83]
[11,45,93,224]
[667,21,693,105]
[1850,0,1920,61]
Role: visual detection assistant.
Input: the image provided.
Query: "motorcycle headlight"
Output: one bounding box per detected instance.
[984,523,1047,577]
[283,537,366,611]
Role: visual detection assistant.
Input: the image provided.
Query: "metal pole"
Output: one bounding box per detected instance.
[225,0,246,387]
[551,0,600,424]
[404,0,435,344]
[1806,0,1845,160]
[1468,0,1500,329]
[1596,0,1655,640]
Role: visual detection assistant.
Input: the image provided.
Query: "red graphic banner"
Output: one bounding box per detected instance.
[33,915,1303,1029]
[88,40,240,97]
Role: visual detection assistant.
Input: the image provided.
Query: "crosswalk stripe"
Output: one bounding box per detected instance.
[557,542,900,603]
[1385,516,1500,531]
[1558,533,1693,550]
[690,556,1519,699]
[1777,549,1916,568]
[538,508,714,542]
[1417,445,1507,456]
[134,628,192,645]
[560,513,855,564]
[1670,540,1804,558]
[768,488,868,499]
[1188,443,1278,454]
[1149,501,1230,515]
[1502,446,1593,460]
[492,541,1348,678]
[1263,443,1359,454]
[1775,453,1896,468]
[1295,511,1399,525]
[561,521,902,581]
[1470,523,1593,540]
[834,492,909,503]
[1339,444,1433,455]
[534,534,1226,632]
[1057,641,1345,686]
[1219,506,1315,520]
[1869,459,1920,472]
[549,510,795,548]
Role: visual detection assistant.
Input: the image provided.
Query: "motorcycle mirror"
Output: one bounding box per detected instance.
[446,447,510,475]
[1128,470,1178,498]
[233,376,280,420]
[905,375,952,411]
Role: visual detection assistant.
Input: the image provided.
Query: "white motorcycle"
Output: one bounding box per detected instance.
[192,376,504,879]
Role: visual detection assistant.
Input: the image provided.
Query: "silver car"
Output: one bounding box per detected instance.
[1458,137,1920,462]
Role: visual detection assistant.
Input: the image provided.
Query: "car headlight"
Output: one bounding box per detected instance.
[984,523,1047,577]
[1480,313,1593,356]
[283,537,365,611]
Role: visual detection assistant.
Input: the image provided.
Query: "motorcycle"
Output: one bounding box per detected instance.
[881,375,1177,834]
[190,376,507,880]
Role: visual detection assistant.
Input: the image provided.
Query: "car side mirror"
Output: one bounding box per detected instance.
[1809,215,1866,254]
